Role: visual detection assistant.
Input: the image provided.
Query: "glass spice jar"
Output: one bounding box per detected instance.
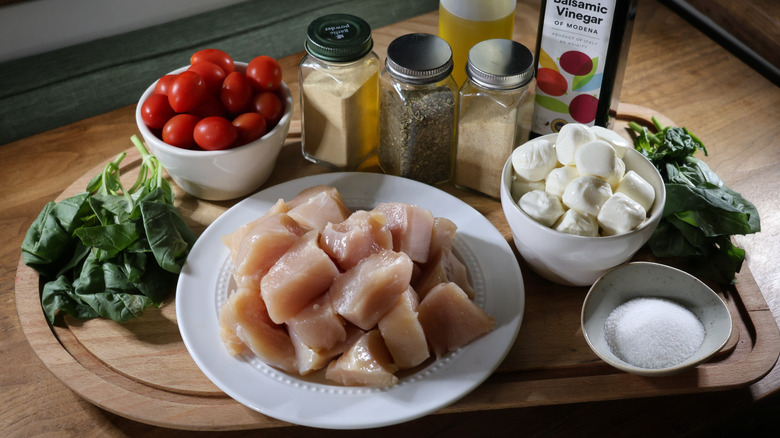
[455,39,534,198]
[299,13,380,170]
[378,33,458,185]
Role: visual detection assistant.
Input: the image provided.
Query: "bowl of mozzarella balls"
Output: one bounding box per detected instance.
[500,123,666,286]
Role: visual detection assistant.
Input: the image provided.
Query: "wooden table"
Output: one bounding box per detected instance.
[2,0,779,436]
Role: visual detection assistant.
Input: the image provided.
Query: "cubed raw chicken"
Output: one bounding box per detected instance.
[221,198,289,261]
[218,287,296,373]
[377,287,430,369]
[329,249,414,330]
[414,247,475,299]
[292,324,363,376]
[287,185,342,208]
[261,231,340,324]
[287,187,351,233]
[418,282,495,358]
[231,212,307,290]
[372,202,434,263]
[319,210,393,270]
[325,329,399,387]
[286,292,346,352]
[428,217,458,260]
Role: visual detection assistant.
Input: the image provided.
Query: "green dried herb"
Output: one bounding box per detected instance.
[379,85,456,185]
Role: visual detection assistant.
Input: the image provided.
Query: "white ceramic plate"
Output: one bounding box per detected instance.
[176,172,525,429]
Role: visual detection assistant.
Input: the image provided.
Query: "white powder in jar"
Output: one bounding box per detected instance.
[455,106,519,198]
[603,297,705,369]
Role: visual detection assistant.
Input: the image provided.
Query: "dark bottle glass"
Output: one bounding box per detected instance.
[529,0,639,138]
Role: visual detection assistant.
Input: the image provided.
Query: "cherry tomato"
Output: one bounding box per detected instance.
[154,74,177,96]
[194,116,238,150]
[220,71,254,114]
[168,71,207,113]
[189,93,228,118]
[232,112,267,145]
[188,61,226,96]
[190,48,235,75]
[251,91,284,127]
[162,114,201,149]
[141,93,176,129]
[246,55,282,92]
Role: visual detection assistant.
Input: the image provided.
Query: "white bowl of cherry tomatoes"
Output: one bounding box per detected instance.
[136,49,293,201]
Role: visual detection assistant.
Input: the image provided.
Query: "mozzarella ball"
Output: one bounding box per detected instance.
[562,175,612,216]
[616,170,656,212]
[605,156,626,190]
[575,140,617,180]
[598,193,647,236]
[555,123,596,165]
[554,209,599,237]
[519,190,565,227]
[591,125,630,159]
[511,137,558,182]
[511,178,545,199]
[545,166,579,197]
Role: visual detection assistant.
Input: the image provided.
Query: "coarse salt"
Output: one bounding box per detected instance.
[604,297,705,369]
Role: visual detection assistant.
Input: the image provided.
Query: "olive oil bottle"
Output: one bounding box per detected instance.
[530,0,638,137]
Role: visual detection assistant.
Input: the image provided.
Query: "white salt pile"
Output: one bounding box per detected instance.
[604,297,705,369]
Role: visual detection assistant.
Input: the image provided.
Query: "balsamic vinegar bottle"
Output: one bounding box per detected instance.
[529,0,639,138]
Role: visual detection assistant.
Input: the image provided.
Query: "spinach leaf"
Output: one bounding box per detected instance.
[41,275,99,324]
[21,193,91,278]
[23,135,198,323]
[630,117,760,284]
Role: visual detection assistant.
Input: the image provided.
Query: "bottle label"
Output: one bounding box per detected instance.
[531,0,616,134]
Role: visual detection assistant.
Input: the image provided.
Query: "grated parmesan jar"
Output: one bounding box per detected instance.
[299,14,380,170]
[455,39,534,198]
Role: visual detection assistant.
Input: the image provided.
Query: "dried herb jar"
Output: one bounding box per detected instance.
[455,39,534,198]
[378,33,458,185]
[299,14,380,170]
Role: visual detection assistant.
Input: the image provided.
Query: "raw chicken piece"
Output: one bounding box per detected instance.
[231,212,307,289]
[414,247,475,299]
[261,231,340,324]
[287,185,342,208]
[286,292,346,352]
[325,329,399,387]
[329,250,414,330]
[377,287,430,369]
[319,210,393,270]
[287,187,351,233]
[418,282,495,358]
[222,198,289,261]
[218,286,296,373]
[428,217,458,261]
[292,324,363,376]
[372,202,434,263]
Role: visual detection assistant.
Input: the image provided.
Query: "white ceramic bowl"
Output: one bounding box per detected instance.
[581,262,732,376]
[135,62,293,201]
[499,133,666,286]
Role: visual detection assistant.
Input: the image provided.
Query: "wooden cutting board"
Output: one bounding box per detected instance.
[15,104,780,430]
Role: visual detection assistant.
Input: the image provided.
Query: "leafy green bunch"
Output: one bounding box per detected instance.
[630,117,760,284]
[22,136,197,323]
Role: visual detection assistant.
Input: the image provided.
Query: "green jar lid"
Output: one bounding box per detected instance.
[305,14,374,62]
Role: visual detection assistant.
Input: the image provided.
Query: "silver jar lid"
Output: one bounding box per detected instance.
[466,39,534,90]
[385,33,453,84]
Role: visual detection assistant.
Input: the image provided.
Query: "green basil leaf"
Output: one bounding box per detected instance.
[74,222,139,259]
[141,195,195,274]
[41,275,99,324]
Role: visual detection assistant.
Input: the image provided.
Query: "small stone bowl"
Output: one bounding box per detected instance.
[581,262,733,376]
